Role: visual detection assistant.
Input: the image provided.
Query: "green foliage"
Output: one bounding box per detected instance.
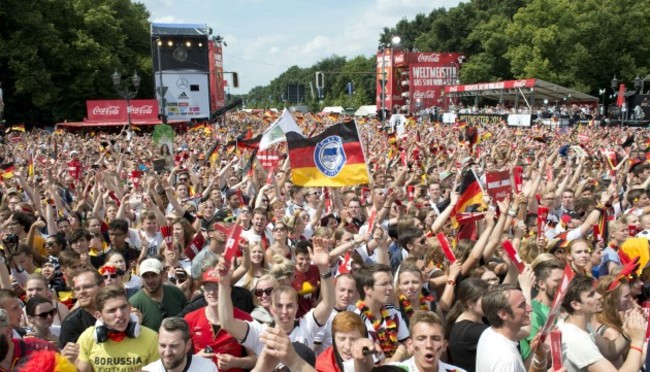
[0,0,151,125]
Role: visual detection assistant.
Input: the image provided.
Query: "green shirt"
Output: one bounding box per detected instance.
[129,285,187,331]
[520,299,551,360]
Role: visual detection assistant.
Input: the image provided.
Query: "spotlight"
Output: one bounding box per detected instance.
[167,40,173,47]
[186,41,191,47]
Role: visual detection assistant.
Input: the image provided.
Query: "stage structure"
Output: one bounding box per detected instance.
[151,23,226,122]
[376,51,465,114]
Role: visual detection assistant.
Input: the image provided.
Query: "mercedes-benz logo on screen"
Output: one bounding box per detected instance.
[176,78,189,90]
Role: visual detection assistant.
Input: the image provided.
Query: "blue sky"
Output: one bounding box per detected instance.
[138,0,462,93]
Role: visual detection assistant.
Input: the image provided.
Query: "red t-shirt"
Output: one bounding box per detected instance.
[291,265,321,318]
[315,346,342,372]
[184,306,252,372]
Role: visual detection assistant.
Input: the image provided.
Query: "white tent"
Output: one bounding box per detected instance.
[321,106,344,114]
[354,105,377,117]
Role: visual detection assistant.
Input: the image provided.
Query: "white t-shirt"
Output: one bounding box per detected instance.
[143,355,218,372]
[557,321,603,372]
[389,356,468,372]
[476,327,526,372]
[241,308,324,355]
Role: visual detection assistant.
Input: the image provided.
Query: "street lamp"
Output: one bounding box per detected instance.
[378,35,400,123]
[111,69,141,130]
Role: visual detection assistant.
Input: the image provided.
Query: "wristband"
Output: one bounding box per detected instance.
[320,271,333,279]
[446,279,455,286]
[629,345,643,354]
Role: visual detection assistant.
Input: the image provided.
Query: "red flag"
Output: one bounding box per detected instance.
[436,233,456,264]
[539,264,575,342]
[160,225,173,246]
[224,224,243,267]
[337,253,353,275]
[502,240,525,273]
[183,233,205,261]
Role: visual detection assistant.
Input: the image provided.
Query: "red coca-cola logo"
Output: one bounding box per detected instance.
[131,105,154,115]
[513,80,526,88]
[92,106,120,116]
[413,91,436,99]
[417,53,440,63]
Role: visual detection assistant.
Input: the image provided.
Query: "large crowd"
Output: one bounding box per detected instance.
[0,110,648,372]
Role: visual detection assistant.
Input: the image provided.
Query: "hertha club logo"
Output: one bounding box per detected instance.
[314,136,346,177]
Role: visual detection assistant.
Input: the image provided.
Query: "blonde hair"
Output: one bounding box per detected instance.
[268,256,296,280]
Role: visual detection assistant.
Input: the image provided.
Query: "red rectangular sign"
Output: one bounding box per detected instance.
[86,99,159,122]
[485,170,512,201]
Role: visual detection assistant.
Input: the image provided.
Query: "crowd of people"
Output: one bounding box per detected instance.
[0,110,648,372]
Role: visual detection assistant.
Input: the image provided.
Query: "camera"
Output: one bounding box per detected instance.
[2,234,18,247]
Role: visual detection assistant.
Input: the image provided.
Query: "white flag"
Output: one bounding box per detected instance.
[259,109,304,151]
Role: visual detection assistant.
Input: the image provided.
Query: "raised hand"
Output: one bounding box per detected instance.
[309,236,331,270]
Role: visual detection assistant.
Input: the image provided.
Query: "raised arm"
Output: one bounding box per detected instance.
[310,237,335,325]
[217,259,251,342]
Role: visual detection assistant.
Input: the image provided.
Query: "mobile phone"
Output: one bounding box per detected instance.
[204,346,213,353]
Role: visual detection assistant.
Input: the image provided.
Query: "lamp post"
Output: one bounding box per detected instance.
[378,35,400,123]
[111,69,141,131]
[155,38,167,124]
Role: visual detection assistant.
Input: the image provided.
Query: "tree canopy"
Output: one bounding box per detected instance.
[0,0,151,125]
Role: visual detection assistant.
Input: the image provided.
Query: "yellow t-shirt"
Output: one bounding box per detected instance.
[77,324,159,371]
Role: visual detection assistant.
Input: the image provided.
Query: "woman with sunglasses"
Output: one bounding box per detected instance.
[104,250,142,293]
[264,221,292,263]
[250,275,278,325]
[25,295,60,343]
[98,263,139,298]
[24,273,69,326]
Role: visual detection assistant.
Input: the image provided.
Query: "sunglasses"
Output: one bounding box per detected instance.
[273,226,287,232]
[35,309,56,319]
[254,288,274,297]
[179,177,189,181]
[103,274,119,279]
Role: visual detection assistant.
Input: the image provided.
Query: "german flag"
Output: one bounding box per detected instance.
[0,163,14,179]
[189,122,205,133]
[450,170,483,228]
[287,121,369,187]
[5,124,25,134]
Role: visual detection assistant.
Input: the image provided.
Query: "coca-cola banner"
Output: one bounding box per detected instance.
[409,52,464,112]
[445,79,536,94]
[87,100,126,122]
[129,100,159,121]
[86,100,159,122]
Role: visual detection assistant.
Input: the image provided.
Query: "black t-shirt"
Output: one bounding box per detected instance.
[447,320,489,372]
[59,307,97,347]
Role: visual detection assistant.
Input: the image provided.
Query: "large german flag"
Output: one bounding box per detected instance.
[287,121,369,187]
[450,170,483,228]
